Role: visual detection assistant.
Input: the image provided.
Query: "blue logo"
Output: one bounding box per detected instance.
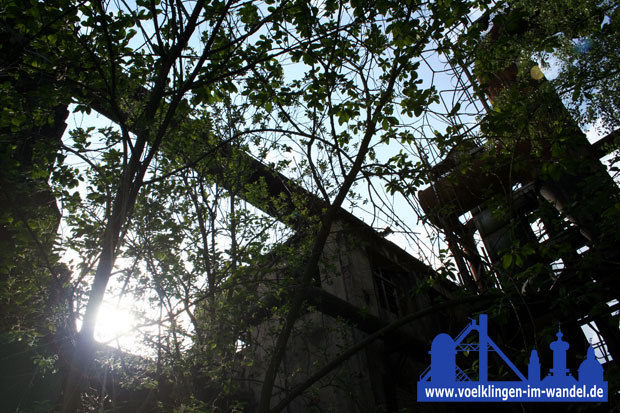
[417,314,607,402]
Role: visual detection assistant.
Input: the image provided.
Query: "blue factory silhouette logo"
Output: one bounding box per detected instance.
[417,314,607,402]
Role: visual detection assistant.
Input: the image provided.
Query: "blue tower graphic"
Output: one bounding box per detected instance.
[578,343,604,384]
[543,325,577,384]
[420,314,526,383]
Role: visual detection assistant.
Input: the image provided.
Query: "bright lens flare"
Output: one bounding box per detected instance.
[94,302,136,344]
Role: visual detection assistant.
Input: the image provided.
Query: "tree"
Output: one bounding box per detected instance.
[2,0,350,409]
[2,0,454,408]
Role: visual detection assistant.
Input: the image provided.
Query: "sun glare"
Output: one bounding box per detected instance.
[94,302,136,344]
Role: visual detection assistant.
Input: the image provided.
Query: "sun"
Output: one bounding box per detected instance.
[94,301,136,344]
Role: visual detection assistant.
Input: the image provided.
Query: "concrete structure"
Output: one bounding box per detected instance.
[417,13,620,366]
[238,217,465,411]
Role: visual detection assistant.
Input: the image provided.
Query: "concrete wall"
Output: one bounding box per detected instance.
[239,221,457,411]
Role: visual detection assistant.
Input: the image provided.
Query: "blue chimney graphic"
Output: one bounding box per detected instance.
[528,349,540,383]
